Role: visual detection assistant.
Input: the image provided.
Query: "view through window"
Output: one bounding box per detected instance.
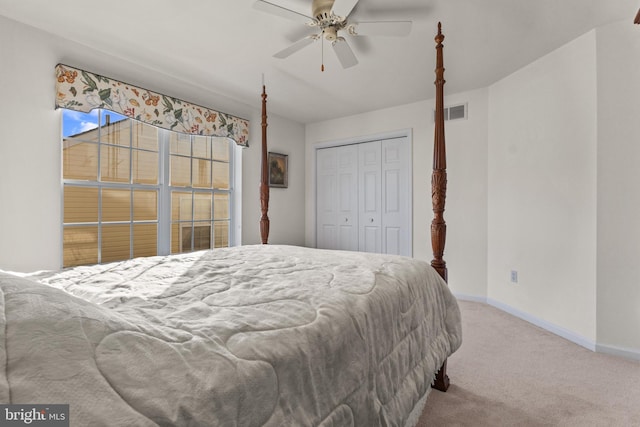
[62,109,233,267]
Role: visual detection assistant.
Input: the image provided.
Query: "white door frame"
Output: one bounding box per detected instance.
[312,128,413,255]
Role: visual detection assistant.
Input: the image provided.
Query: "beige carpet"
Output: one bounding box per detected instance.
[416,301,640,426]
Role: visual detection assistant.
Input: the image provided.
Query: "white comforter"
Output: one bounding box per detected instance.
[0,245,461,426]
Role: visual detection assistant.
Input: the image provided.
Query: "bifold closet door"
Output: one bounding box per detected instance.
[316,137,411,255]
[358,141,382,253]
[316,145,358,251]
[381,137,411,256]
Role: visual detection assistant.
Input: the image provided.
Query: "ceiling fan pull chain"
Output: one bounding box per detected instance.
[321,34,325,72]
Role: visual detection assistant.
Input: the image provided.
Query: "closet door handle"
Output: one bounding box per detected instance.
[369,218,374,223]
[345,218,349,222]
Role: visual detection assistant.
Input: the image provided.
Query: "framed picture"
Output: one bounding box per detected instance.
[268,152,288,188]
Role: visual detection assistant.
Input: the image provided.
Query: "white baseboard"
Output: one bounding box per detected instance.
[596,343,640,361]
[453,293,487,303]
[485,298,597,351]
[453,293,640,360]
[454,293,596,351]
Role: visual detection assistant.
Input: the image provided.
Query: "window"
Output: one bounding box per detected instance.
[62,109,234,267]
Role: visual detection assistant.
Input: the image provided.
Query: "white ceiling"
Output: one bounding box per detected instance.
[0,0,636,123]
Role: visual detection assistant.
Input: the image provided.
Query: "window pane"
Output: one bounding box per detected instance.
[102,189,131,222]
[212,137,230,162]
[171,155,191,187]
[181,224,193,251]
[63,141,98,180]
[133,149,158,185]
[62,110,99,139]
[194,193,212,221]
[214,193,229,220]
[214,221,229,248]
[102,112,129,147]
[102,111,127,125]
[170,133,191,156]
[101,145,131,183]
[193,222,212,251]
[131,121,158,151]
[66,130,100,143]
[63,226,98,267]
[102,224,130,263]
[172,191,192,221]
[213,161,229,189]
[134,190,158,221]
[64,186,98,223]
[193,159,212,188]
[133,224,157,258]
[170,222,184,254]
[193,136,211,159]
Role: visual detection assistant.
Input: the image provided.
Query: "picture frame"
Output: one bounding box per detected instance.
[268,152,288,188]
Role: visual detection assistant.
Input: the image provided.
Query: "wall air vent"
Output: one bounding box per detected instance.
[433,103,468,122]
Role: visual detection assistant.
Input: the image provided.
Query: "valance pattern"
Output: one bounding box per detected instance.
[55,64,249,146]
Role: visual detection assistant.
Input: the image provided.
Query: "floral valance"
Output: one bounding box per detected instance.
[55,64,249,146]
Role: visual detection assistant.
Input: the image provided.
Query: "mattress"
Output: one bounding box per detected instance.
[0,244,461,426]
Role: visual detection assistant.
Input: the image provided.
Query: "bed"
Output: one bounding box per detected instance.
[0,24,460,427]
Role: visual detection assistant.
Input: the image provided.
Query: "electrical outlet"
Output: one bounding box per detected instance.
[510,270,518,284]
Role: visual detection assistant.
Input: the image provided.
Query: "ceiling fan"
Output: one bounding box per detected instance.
[253,0,412,70]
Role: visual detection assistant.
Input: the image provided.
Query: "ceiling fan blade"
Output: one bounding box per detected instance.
[253,0,313,24]
[274,35,317,59]
[332,37,358,69]
[331,0,360,19]
[348,21,412,37]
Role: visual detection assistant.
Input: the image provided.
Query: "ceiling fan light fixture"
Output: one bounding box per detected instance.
[324,26,338,41]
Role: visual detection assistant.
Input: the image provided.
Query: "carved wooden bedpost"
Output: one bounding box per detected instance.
[260,83,270,244]
[431,22,448,283]
[431,22,450,392]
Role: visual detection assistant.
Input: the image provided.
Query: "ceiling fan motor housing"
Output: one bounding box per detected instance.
[312,0,335,21]
[312,0,347,41]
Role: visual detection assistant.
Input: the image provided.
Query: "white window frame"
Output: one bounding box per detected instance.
[62,109,240,268]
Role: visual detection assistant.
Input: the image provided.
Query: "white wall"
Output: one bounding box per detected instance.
[242,113,306,246]
[0,15,305,272]
[595,20,640,353]
[305,88,489,297]
[487,31,598,342]
[0,17,61,272]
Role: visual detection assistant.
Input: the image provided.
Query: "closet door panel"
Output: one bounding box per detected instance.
[316,148,338,250]
[381,138,411,256]
[336,145,359,251]
[358,141,382,253]
[385,170,400,213]
[385,227,401,255]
